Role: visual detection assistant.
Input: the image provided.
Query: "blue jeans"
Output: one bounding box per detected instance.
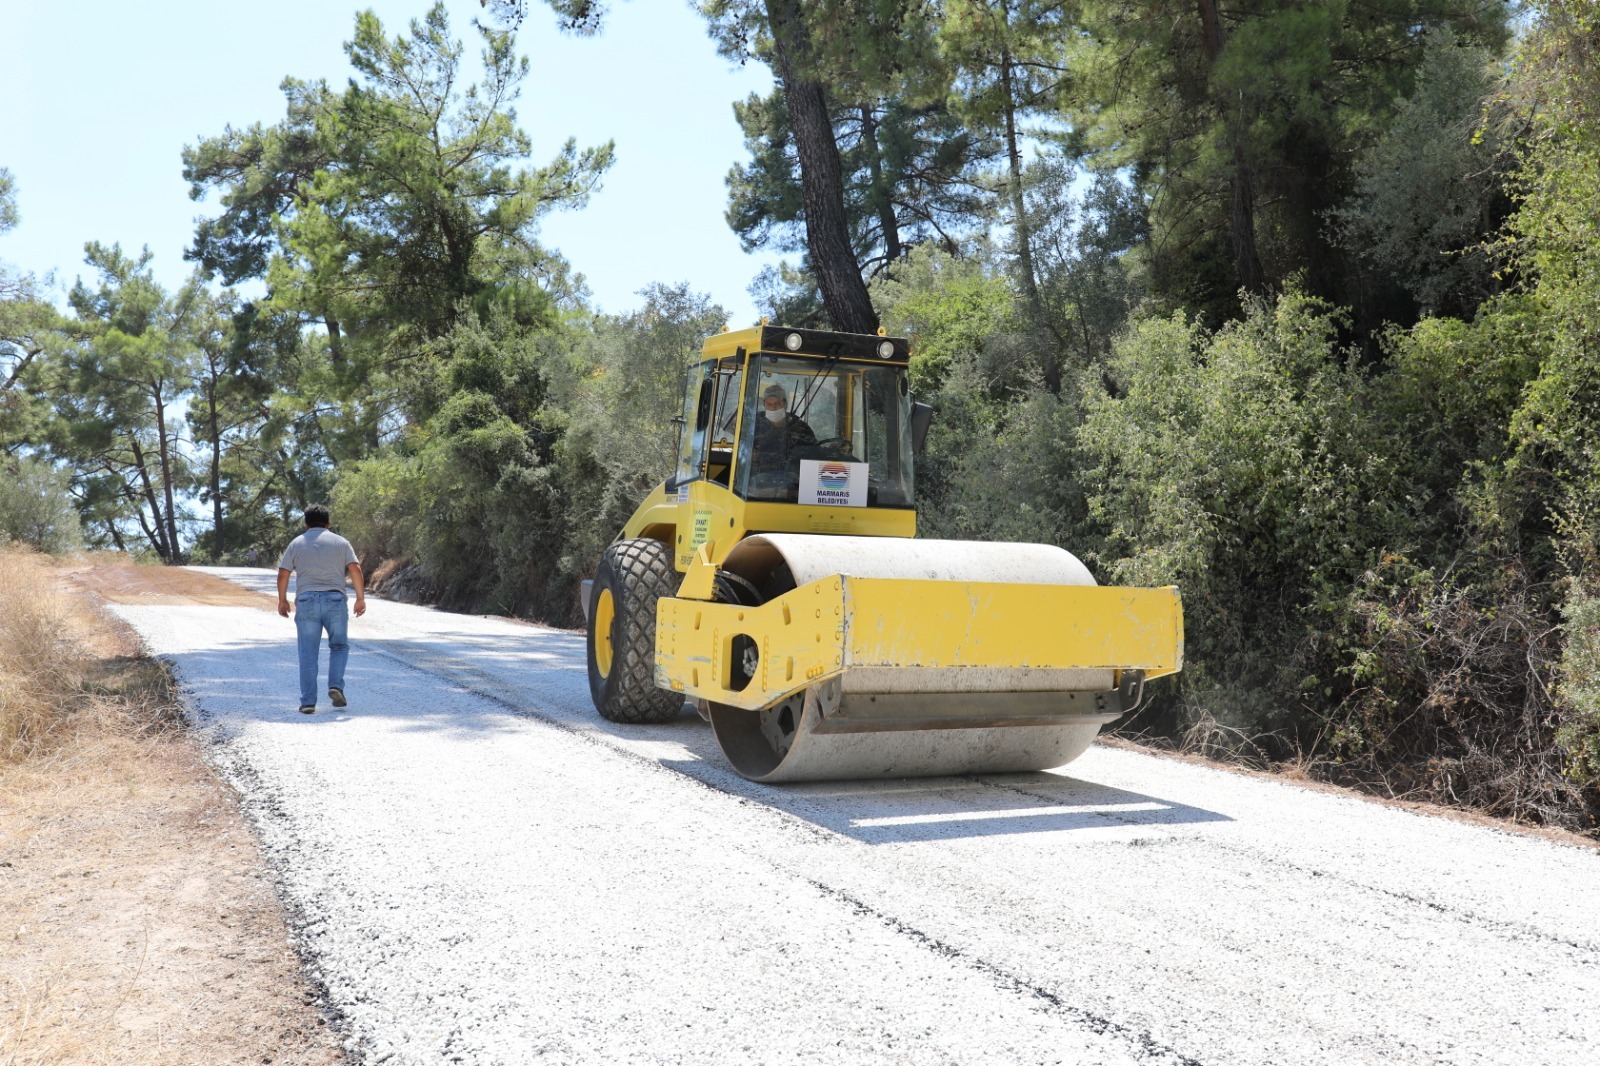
[295,591,349,708]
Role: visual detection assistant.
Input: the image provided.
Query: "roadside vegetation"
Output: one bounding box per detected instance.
[0,548,162,762]
[3,2,1599,835]
[0,547,344,1065]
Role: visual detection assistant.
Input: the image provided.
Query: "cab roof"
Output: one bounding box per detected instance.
[700,325,911,365]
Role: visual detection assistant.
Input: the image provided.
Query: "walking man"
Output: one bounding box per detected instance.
[277,504,366,714]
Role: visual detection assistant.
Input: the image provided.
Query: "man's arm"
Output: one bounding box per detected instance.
[347,562,367,617]
[277,569,292,617]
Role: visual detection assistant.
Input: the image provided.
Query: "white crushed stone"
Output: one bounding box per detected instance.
[100,566,1600,1065]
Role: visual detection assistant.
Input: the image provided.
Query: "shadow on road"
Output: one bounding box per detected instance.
[658,757,1231,843]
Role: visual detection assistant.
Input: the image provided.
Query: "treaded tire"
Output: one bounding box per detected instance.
[587,538,683,724]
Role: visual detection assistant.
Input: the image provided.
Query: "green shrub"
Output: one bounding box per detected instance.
[872,246,1020,396]
[1557,582,1600,794]
[1079,292,1410,741]
[329,452,423,567]
[0,457,84,555]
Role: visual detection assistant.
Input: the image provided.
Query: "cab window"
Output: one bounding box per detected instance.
[733,353,915,507]
[674,363,713,485]
[674,359,744,486]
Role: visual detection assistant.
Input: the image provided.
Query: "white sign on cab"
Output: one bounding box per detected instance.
[799,460,869,507]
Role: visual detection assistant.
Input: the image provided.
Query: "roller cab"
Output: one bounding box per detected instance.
[583,325,1184,782]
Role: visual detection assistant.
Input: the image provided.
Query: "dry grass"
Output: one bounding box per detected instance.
[0,548,180,764]
[1,548,96,760]
[0,548,345,1066]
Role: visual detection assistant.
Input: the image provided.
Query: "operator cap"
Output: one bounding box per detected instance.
[763,383,787,404]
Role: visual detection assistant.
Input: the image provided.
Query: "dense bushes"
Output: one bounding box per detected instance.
[332,309,571,619]
[332,285,726,626]
[872,247,1596,828]
[1079,295,1408,743]
[0,457,83,555]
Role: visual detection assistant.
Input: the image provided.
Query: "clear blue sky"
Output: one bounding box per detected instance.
[0,0,782,321]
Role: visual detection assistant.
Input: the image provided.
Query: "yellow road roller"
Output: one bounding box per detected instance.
[584,324,1183,782]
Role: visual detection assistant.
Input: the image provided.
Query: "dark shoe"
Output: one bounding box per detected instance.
[329,688,347,708]
[299,704,316,714]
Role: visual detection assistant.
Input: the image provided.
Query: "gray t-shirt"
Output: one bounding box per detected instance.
[277,528,359,594]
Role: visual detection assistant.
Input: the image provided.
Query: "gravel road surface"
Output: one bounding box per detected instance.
[110,567,1600,1065]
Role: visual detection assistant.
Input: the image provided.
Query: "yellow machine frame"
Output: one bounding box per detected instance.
[586,323,1183,781]
[658,550,1181,712]
[611,325,1181,713]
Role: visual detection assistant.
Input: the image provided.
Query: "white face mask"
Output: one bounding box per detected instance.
[764,408,785,424]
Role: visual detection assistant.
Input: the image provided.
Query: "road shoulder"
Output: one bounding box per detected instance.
[0,558,346,1066]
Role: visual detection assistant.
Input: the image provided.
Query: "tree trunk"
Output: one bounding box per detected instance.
[859,105,903,272]
[153,384,183,563]
[999,40,1062,393]
[765,0,878,334]
[1196,0,1265,297]
[325,313,345,369]
[440,213,475,319]
[131,503,165,560]
[1000,45,1042,315]
[1228,153,1265,295]
[1,344,40,392]
[207,383,224,560]
[128,436,172,562]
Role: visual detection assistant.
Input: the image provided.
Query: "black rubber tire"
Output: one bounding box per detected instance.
[586,538,683,724]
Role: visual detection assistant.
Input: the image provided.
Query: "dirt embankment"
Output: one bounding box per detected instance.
[66,557,276,608]
[1,557,345,1066]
